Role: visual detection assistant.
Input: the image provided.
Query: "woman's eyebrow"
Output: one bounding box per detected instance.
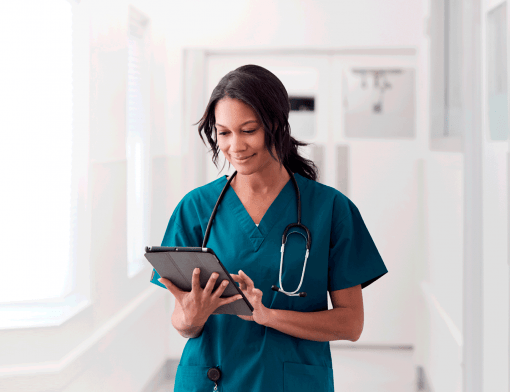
[215,120,258,128]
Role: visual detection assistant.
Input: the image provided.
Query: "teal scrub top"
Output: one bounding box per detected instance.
[150,173,388,392]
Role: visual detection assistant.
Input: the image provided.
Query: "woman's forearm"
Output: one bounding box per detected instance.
[263,307,361,342]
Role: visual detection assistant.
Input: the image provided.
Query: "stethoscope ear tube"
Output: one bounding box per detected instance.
[282,223,312,250]
[202,171,237,249]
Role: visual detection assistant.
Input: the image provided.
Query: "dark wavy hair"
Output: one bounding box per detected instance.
[196,64,318,181]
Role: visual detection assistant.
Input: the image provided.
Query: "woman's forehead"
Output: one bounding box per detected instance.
[215,97,260,126]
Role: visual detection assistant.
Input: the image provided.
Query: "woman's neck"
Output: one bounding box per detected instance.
[230,161,290,196]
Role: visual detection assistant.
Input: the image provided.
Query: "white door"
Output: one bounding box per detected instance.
[329,54,420,348]
[205,53,416,346]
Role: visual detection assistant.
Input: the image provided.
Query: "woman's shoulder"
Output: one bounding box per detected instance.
[175,176,227,211]
[167,176,227,231]
[297,173,350,201]
[296,173,354,220]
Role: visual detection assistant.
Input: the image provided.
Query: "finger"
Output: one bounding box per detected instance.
[239,270,255,291]
[219,293,243,306]
[230,274,242,284]
[158,278,183,298]
[232,272,249,286]
[233,275,246,291]
[191,268,201,293]
[230,275,243,287]
[237,275,247,291]
[213,279,231,298]
[203,272,219,295]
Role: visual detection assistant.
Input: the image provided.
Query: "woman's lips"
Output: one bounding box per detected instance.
[233,154,255,162]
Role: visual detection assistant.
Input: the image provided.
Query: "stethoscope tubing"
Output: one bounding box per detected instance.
[202,166,312,297]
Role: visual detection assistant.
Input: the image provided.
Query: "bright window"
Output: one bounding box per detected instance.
[0,0,74,303]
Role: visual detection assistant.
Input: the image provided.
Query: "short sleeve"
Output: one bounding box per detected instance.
[149,195,203,289]
[328,198,388,292]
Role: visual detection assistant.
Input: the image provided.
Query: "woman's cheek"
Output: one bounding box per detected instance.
[217,143,227,158]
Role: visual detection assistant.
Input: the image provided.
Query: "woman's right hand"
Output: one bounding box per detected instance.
[158,268,242,327]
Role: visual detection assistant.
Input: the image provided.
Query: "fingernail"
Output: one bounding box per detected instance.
[194,268,199,273]
[158,278,163,282]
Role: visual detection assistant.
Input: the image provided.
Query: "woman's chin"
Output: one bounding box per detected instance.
[231,163,260,176]
[232,166,253,175]
[230,158,257,173]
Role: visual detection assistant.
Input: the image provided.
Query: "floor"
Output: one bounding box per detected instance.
[329,347,416,391]
[154,347,416,391]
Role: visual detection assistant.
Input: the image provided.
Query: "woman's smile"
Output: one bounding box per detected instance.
[233,153,255,162]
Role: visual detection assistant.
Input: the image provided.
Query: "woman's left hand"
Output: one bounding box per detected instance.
[230,270,271,325]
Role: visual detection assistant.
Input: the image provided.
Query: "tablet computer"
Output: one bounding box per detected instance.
[145,246,253,316]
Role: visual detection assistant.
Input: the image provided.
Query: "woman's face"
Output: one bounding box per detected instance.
[215,97,278,175]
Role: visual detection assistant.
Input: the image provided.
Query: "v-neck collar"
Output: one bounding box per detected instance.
[219,173,304,252]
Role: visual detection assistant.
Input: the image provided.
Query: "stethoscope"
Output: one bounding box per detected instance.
[201,166,311,297]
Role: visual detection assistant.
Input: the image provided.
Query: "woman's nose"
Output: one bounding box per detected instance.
[230,133,247,152]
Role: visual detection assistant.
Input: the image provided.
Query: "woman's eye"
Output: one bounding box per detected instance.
[218,129,256,136]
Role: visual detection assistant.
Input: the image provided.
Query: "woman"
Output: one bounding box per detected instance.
[150,64,388,391]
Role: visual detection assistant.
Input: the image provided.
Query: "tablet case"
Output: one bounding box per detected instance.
[145,246,253,316]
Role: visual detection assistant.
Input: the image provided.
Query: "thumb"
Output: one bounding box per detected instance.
[158,277,183,298]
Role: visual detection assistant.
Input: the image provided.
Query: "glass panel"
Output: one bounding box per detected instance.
[444,0,464,138]
[487,2,508,141]
[429,0,464,144]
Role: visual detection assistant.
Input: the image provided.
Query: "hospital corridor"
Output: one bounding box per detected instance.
[0,0,507,391]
